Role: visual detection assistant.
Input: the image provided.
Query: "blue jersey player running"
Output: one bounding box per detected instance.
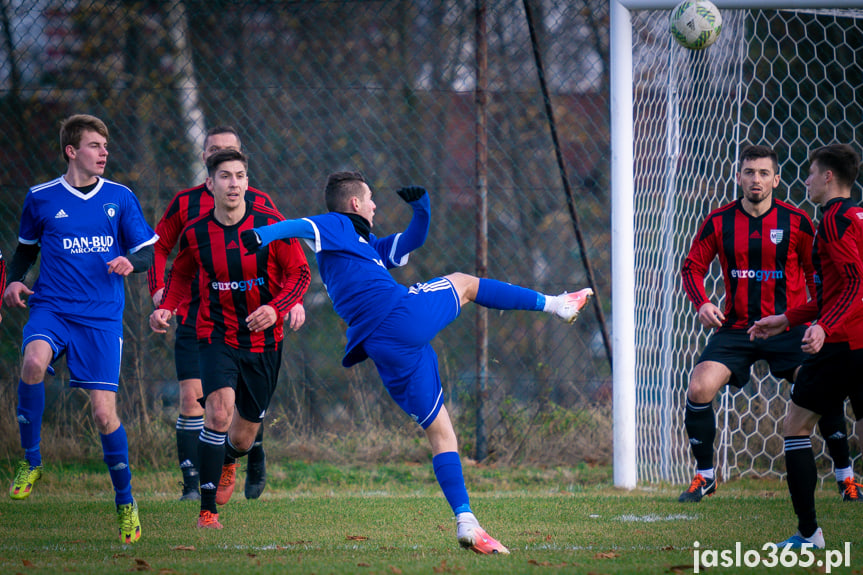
[3,114,157,544]
[241,171,593,554]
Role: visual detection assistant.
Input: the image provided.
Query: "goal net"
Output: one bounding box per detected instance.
[630,6,863,485]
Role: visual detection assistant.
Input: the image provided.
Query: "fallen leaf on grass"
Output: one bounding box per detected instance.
[667,565,694,573]
[22,559,36,567]
[593,551,619,559]
[171,546,195,551]
[389,566,403,574]
[347,535,369,541]
[135,559,150,567]
[357,562,371,567]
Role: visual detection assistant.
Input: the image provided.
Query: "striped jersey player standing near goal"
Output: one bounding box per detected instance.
[149,149,310,529]
[679,144,859,503]
[240,171,593,554]
[148,126,294,502]
[3,114,157,543]
[750,143,863,549]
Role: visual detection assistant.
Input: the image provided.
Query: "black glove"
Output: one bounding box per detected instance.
[240,229,262,255]
[396,185,427,203]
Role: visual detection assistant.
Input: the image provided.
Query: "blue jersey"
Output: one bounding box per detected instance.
[18,176,157,328]
[303,213,417,366]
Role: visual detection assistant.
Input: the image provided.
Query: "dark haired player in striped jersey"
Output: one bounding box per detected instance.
[241,171,593,554]
[149,149,310,529]
[750,143,863,549]
[148,126,292,501]
[680,144,858,503]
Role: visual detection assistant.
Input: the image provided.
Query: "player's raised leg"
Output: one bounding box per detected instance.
[445,273,592,324]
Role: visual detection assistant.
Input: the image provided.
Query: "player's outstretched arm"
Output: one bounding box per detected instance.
[242,219,316,254]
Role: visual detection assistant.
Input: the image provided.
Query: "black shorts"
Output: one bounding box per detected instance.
[792,342,863,418]
[198,341,282,423]
[697,326,808,388]
[174,323,200,381]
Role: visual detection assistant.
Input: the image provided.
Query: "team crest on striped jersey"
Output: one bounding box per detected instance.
[769,229,784,245]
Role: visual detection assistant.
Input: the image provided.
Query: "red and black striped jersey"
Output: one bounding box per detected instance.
[681,198,816,329]
[147,183,276,325]
[785,197,863,348]
[161,201,310,352]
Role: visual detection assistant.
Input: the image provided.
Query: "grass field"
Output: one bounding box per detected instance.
[0,460,861,574]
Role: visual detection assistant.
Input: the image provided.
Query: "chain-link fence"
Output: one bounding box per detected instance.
[0,0,612,467]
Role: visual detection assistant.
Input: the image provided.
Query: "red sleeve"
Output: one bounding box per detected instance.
[681,216,717,310]
[159,230,198,313]
[785,299,819,327]
[817,215,863,336]
[268,238,311,319]
[148,194,189,297]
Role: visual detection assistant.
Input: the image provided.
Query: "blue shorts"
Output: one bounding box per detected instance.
[360,278,461,429]
[22,308,123,391]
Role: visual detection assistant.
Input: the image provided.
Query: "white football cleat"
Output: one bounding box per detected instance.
[556,287,594,324]
[456,512,510,555]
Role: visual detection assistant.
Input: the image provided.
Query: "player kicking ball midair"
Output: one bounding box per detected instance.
[241,171,592,553]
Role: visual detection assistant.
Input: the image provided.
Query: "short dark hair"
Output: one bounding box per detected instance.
[206,148,248,176]
[809,144,861,189]
[205,125,242,150]
[325,171,367,212]
[740,144,779,174]
[60,114,109,163]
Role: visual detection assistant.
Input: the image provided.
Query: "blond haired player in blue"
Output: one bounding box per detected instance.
[241,171,592,554]
[3,114,157,544]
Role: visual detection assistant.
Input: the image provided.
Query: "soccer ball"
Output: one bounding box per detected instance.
[669,0,722,50]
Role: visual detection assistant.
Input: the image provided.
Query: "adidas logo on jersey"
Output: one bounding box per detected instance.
[55,209,69,219]
[227,240,239,250]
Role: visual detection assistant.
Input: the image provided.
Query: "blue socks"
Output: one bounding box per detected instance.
[101,425,133,506]
[474,278,544,311]
[17,380,45,467]
[433,451,471,516]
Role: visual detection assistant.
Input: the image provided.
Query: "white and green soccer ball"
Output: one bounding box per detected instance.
[670,0,722,50]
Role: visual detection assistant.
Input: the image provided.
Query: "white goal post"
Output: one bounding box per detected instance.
[612,0,863,489]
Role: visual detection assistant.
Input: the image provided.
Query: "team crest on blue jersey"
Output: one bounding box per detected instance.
[769,229,783,245]
[104,203,119,219]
